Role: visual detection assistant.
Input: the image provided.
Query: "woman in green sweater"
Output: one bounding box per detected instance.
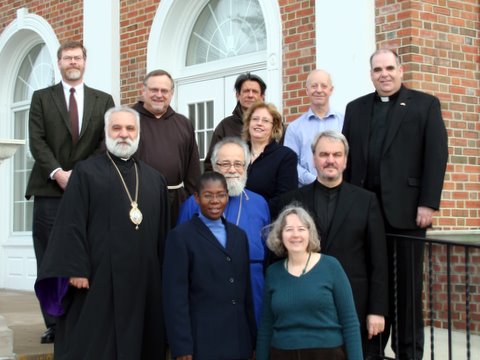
[256,205,363,360]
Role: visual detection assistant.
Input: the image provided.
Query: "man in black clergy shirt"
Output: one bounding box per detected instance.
[277,130,388,357]
[35,106,170,360]
[342,48,448,360]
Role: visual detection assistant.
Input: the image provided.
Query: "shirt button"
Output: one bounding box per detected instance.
[229,278,234,283]
[226,256,231,262]
[231,300,237,305]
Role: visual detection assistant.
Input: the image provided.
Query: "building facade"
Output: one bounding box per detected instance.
[0,0,478,290]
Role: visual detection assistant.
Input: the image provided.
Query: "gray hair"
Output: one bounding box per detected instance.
[143,69,174,91]
[266,204,321,257]
[369,48,401,68]
[211,137,251,171]
[305,69,333,88]
[104,106,141,135]
[311,130,349,157]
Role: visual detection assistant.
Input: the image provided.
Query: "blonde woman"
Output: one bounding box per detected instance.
[256,205,363,360]
[242,101,297,212]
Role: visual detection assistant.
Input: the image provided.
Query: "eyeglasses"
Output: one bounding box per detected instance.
[251,116,273,125]
[62,56,84,62]
[201,192,228,201]
[215,162,245,170]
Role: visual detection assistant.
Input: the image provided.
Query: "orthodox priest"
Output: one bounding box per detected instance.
[34,106,170,360]
[133,69,201,227]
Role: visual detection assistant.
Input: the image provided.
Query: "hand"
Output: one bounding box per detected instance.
[176,356,193,360]
[54,169,72,190]
[416,206,435,228]
[366,314,385,339]
[69,277,89,289]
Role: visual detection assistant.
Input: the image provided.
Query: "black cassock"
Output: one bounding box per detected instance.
[35,153,170,360]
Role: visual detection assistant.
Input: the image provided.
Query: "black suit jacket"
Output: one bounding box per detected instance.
[342,85,448,229]
[163,215,255,360]
[278,181,388,327]
[26,82,115,198]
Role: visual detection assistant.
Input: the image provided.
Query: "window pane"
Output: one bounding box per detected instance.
[198,103,205,129]
[15,44,54,102]
[11,43,55,232]
[207,101,214,128]
[12,110,32,232]
[186,0,266,65]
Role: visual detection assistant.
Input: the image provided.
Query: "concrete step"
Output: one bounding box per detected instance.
[0,290,52,360]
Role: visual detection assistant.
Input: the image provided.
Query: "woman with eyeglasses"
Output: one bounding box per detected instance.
[163,171,256,360]
[242,101,298,212]
[256,205,363,360]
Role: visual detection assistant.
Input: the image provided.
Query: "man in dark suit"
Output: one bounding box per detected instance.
[277,130,388,356]
[342,48,448,360]
[163,172,255,360]
[25,40,115,343]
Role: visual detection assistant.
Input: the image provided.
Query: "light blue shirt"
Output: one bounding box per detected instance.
[198,213,227,247]
[284,108,344,186]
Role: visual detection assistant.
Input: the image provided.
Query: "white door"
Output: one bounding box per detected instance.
[177,77,225,162]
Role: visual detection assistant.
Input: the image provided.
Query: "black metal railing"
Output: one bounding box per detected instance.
[370,233,480,360]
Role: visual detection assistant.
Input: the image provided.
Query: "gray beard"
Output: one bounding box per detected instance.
[66,69,82,81]
[106,136,139,159]
[225,174,247,196]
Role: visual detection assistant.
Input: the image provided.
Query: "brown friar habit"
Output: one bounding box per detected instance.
[35,153,170,360]
[133,102,201,227]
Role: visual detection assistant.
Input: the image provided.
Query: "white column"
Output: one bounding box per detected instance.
[83,0,120,105]
[315,0,376,113]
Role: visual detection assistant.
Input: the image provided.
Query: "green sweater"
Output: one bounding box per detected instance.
[256,254,363,360]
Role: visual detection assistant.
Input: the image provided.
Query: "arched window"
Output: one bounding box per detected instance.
[186,0,266,66]
[12,43,54,231]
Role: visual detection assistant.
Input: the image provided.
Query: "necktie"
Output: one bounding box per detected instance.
[69,87,79,144]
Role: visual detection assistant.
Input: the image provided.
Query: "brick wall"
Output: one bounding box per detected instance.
[119,0,158,106]
[373,0,480,230]
[279,0,316,123]
[0,1,83,43]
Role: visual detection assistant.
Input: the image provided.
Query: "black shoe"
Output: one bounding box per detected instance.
[40,326,55,344]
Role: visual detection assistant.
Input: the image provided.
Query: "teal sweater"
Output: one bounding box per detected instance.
[256,254,363,360]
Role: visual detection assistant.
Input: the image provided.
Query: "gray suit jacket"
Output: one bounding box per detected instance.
[26,82,115,198]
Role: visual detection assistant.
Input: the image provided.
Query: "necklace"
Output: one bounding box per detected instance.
[224,190,243,225]
[285,252,312,276]
[107,151,143,230]
[250,144,265,161]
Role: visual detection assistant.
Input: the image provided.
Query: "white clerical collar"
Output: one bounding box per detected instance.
[380,96,390,102]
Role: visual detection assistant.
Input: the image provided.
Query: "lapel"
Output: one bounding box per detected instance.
[359,94,375,162]
[50,83,72,134]
[192,215,229,255]
[300,183,316,216]
[80,85,96,138]
[224,222,238,255]
[382,86,410,155]
[324,182,355,252]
